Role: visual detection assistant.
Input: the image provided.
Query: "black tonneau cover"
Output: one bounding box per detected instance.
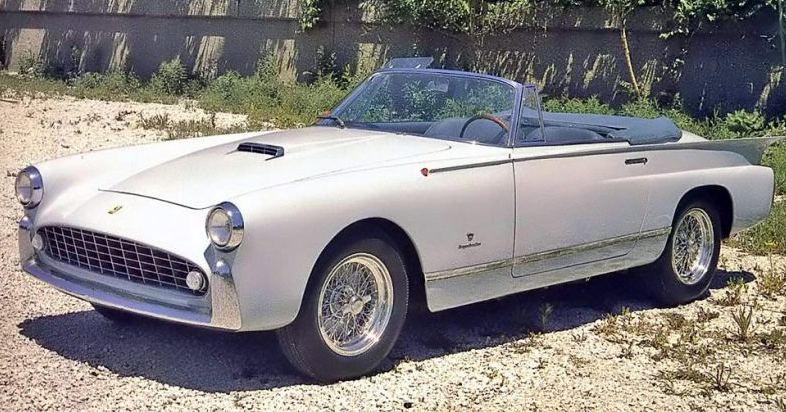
[518,106,682,145]
[538,112,682,145]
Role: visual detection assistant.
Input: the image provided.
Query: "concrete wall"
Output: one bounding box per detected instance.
[1,0,784,116]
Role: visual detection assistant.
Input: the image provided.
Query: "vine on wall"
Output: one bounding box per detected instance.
[298,0,776,36]
[297,0,782,101]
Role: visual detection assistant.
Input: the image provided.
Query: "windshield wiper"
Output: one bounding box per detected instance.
[317,115,346,129]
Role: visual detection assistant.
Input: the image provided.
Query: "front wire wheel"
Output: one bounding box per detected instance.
[317,253,394,356]
[276,231,409,382]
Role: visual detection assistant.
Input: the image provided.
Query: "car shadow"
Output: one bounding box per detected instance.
[17,269,754,392]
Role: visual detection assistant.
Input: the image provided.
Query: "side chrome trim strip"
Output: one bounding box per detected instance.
[429,159,512,174]
[425,227,671,282]
[426,257,511,281]
[512,228,670,266]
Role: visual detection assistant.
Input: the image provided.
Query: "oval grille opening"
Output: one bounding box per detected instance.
[40,226,206,295]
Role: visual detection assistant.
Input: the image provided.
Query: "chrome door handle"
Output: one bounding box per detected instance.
[625,157,648,165]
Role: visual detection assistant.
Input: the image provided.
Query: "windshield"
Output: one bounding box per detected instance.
[327,72,516,146]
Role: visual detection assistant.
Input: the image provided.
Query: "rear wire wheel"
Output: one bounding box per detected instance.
[643,200,721,306]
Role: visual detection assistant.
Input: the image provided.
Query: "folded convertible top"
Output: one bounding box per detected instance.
[538,112,683,145]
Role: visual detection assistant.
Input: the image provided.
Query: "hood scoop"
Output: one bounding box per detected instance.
[236,142,285,160]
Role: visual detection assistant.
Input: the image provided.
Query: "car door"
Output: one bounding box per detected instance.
[511,143,651,277]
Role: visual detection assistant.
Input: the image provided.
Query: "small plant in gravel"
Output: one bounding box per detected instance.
[678,322,701,346]
[663,312,688,330]
[114,110,135,121]
[729,305,757,343]
[758,248,786,299]
[775,398,786,412]
[538,303,553,332]
[705,363,734,392]
[568,354,591,368]
[656,364,707,387]
[713,276,747,306]
[592,313,622,342]
[719,254,729,272]
[619,341,635,359]
[509,332,543,354]
[759,269,786,299]
[696,307,720,323]
[757,329,786,350]
[644,326,670,356]
[657,361,736,395]
[759,373,786,395]
[139,113,171,130]
[571,331,587,343]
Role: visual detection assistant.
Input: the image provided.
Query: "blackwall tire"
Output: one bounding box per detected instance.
[276,230,409,382]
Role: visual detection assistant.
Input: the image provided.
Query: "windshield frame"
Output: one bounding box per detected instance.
[325,68,526,148]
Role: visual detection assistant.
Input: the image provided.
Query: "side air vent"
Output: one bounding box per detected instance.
[237,142,285,160]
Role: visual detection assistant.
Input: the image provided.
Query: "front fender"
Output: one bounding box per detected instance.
[228,159,515,331]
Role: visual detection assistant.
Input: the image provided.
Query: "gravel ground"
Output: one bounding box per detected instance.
[1,96,785,411]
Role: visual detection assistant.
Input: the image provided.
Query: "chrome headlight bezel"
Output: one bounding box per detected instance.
[15,166,43,209]
[206,202,244,251]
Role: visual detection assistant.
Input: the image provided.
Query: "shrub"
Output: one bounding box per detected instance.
[542,96,616,115]
[200,56,352,128]
[18,51,48,78]
[762,142,786,196]
[71,70,142,95]
[725,109,766,136]
[150,57,189,95]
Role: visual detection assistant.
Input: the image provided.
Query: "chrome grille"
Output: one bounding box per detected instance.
[40,226,206,295]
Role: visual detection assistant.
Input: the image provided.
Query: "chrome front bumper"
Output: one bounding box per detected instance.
[18,217,242,331]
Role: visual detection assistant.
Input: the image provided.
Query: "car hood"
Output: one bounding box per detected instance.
[103,127,451,209]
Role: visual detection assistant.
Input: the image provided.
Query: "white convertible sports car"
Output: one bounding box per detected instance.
[16,58,778,381]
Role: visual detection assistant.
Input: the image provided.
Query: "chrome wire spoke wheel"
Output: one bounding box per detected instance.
[317,253,394,356]
[671,208,715,285]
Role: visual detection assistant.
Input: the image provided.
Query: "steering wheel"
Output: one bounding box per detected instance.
[459,114,510,139]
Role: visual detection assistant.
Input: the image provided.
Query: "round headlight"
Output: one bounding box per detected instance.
[15,172,33,205]
[206,202,243,251]
[15,166,43,209]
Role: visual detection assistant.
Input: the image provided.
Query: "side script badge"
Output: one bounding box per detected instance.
[459,232,481,249]
[107,205,123,215]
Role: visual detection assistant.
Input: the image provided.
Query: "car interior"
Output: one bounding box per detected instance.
[357,115,611,147]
